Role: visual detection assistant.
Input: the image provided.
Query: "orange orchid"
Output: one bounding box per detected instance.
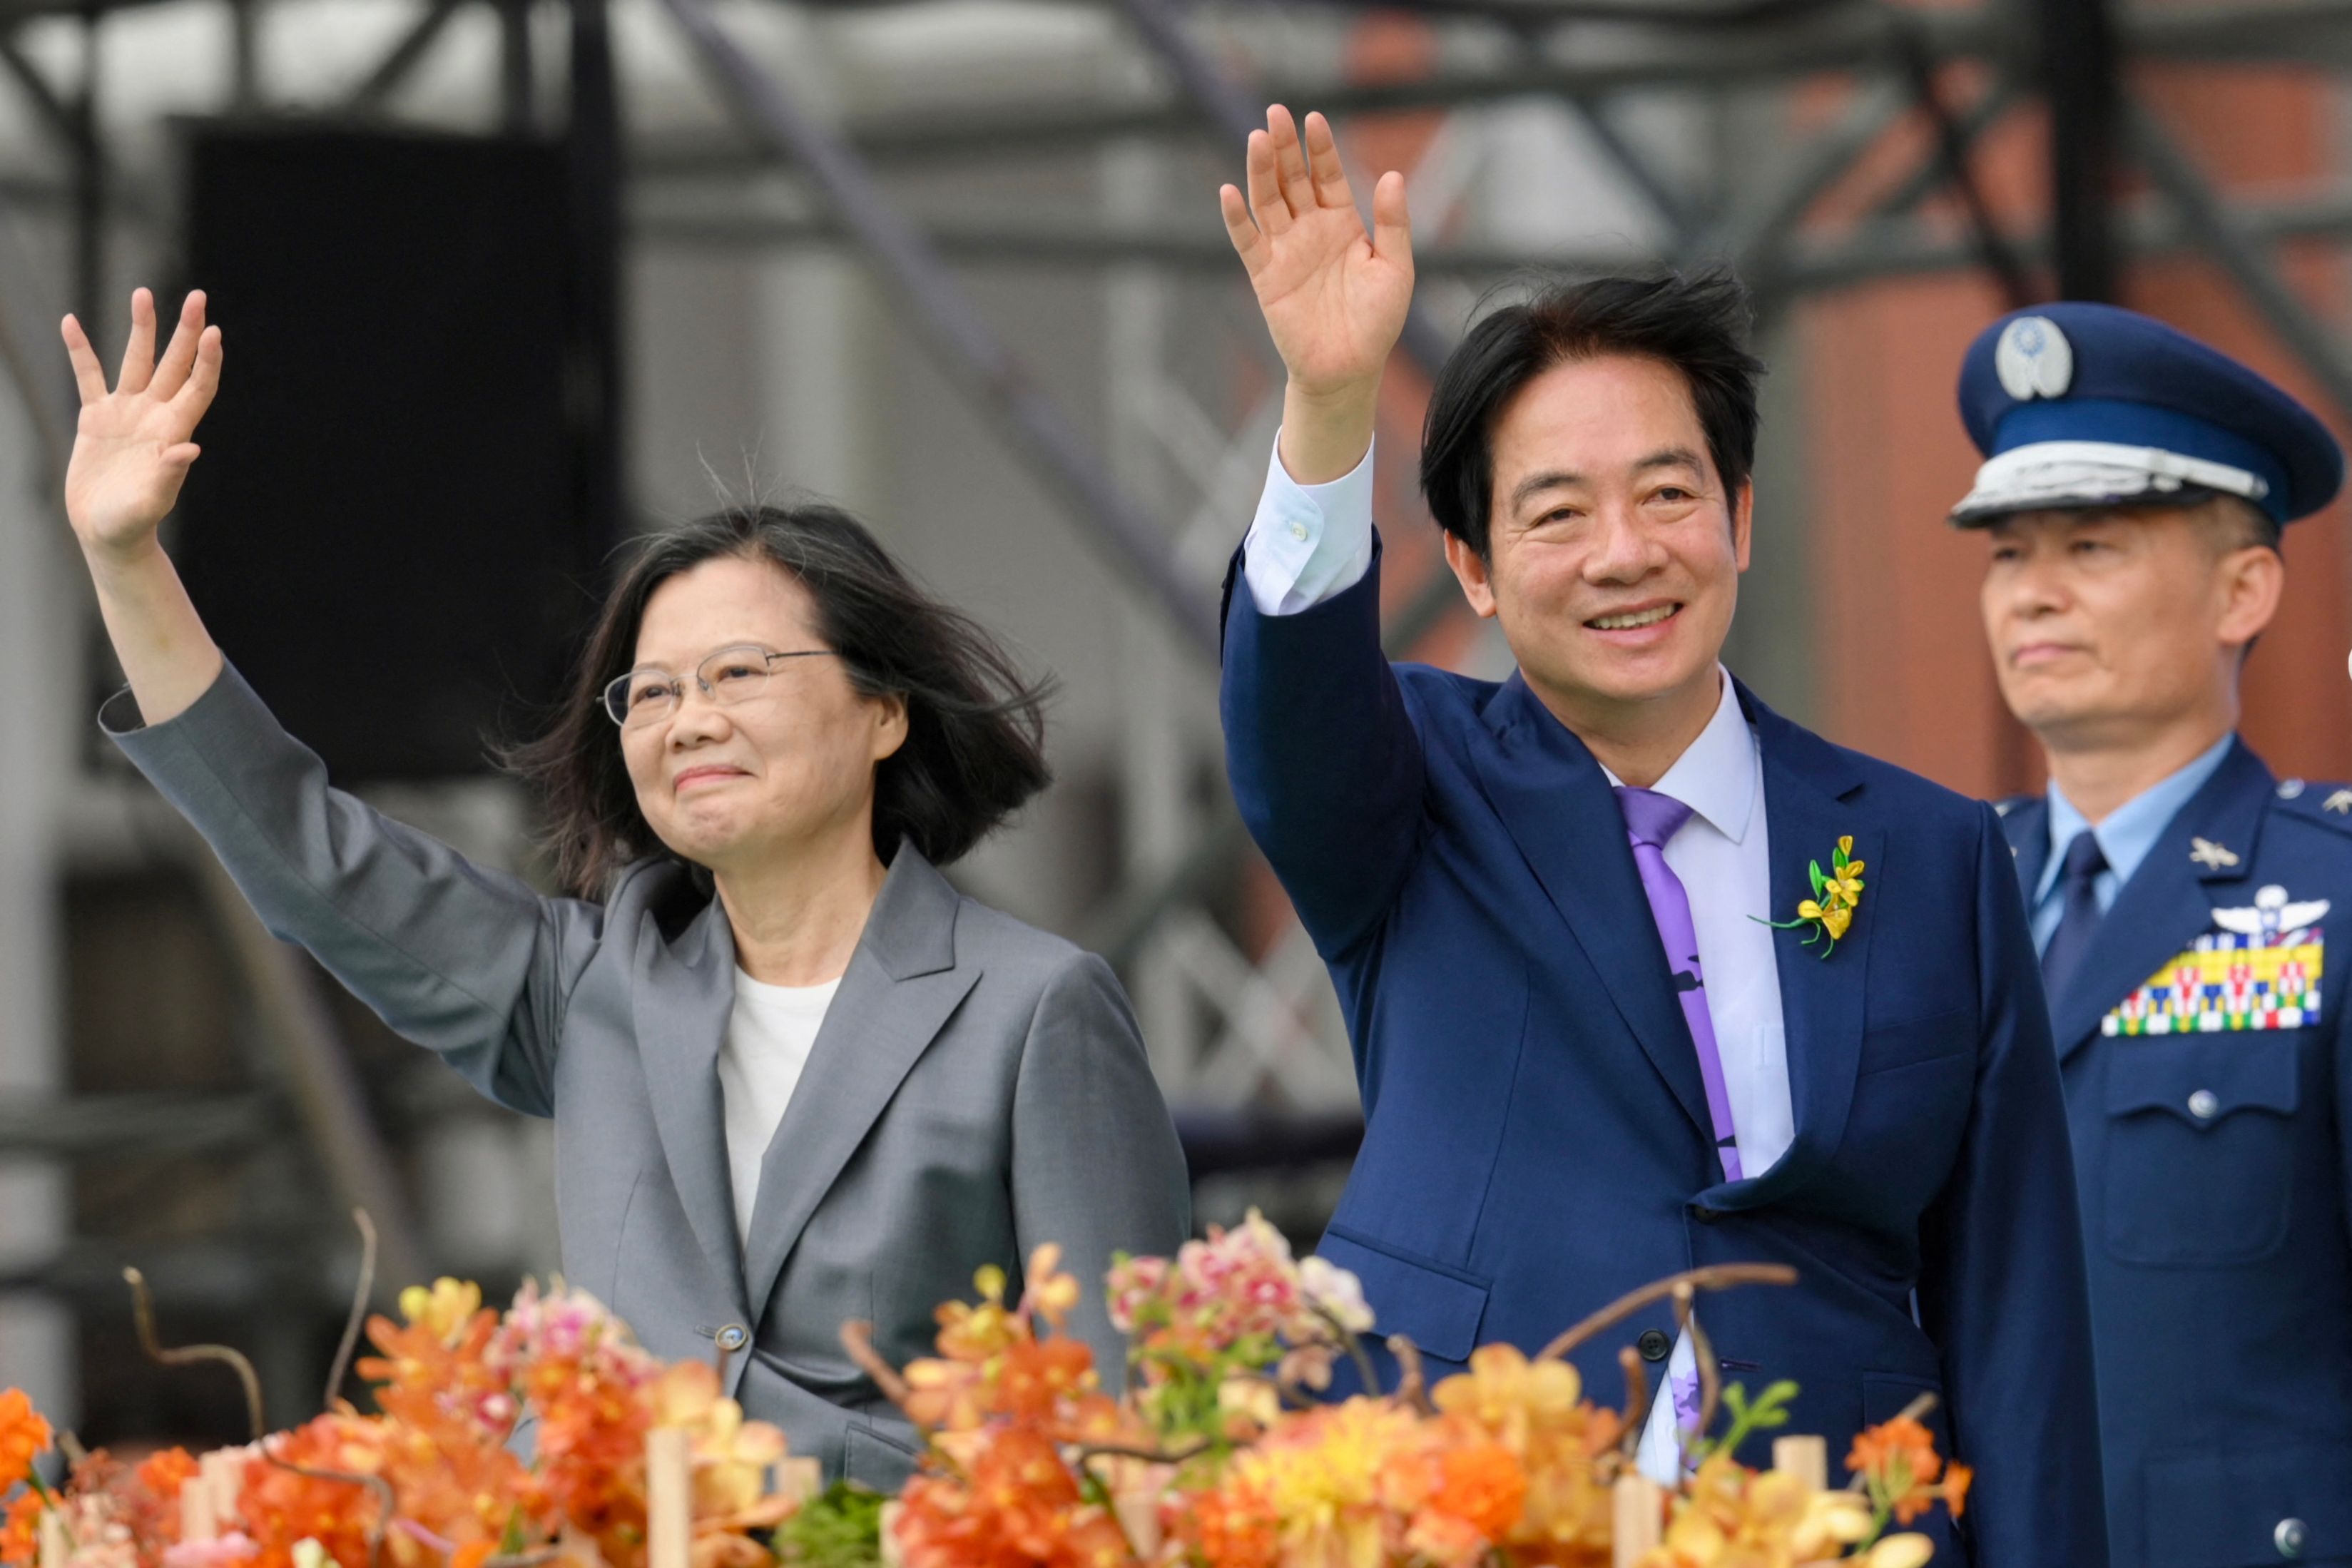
[0,1490,45,1568]
[0,1389,52,1495]
[1848,1417,1964,1528]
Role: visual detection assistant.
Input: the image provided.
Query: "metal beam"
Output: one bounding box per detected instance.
[625,0,2352,180]
[0,29,74,148]
[2126,96,2352,424]
[633,179,2352,291]
[655,0,1221,658]
[0,1091,280,1159]
[1114,0,1457,375]
[2040,0,2121,299]
[345,0,462,114]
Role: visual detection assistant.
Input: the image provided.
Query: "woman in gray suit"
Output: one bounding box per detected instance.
[58,288,1190,1487]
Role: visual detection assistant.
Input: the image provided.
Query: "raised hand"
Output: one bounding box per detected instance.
[1220,107,1412,481]
[61,288,224,560]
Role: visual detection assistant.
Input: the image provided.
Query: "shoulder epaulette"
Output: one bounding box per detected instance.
[2271,777,2352,835]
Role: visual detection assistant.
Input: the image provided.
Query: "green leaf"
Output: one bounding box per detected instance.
[499,1509,530,1557]
[773,1482,890,1568]
[1833,843,1849,872]
[1808,861,1827,898]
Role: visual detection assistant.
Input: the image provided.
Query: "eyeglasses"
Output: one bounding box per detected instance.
[604,643,840,729]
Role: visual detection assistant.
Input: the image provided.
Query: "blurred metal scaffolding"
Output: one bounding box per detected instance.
[5,0,2352,1409]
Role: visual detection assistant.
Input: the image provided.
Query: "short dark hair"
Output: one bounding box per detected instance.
[2191,492,2283,555]
[1420,269,1766,554]
[508,504,1053,897]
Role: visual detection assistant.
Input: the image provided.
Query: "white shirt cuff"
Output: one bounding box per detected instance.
[1238,432,1378,616]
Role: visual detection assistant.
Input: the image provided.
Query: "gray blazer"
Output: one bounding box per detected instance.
[104,664,1190,1490]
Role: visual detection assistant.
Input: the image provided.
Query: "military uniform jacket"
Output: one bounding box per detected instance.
[2003,739,2352,1567]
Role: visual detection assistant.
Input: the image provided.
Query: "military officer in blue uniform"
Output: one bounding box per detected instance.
[1956,301,2352,1567]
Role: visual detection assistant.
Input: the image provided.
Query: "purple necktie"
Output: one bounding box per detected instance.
[1618,785,1743,1447]
[1614,787,1743,1183]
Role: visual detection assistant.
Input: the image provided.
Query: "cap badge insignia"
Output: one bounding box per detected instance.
[2190,837,2241,870]
[2104,887,2326,1036]
[2328,789,2352,814]
[1995,315,2074,401]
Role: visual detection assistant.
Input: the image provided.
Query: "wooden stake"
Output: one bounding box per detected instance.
[645,1428,692,1568]
[877,1501,904,1568]
[774,1457,821,1505]
[1611,1473,1663,1567]
[1771,1435,1828,1491]
[37,1507,66,1568]
[200,1450,243,1524]
[1112,1493,1161,1558]
[180,1475,218,1543]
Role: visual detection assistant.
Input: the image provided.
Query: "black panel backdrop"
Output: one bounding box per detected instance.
[174,126,611,780]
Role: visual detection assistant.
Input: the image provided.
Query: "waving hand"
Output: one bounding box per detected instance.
[1219,107,1412,483]
[62,287,223,559]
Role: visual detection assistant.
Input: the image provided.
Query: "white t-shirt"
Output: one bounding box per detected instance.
[718,968,842,1252]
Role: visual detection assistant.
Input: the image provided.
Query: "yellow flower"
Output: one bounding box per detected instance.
[653,1362,793,1520]
[397,1278,483,1343]
[1821,904,1853,940]
[1431,1344,1584,1454]
[1854,1535,1936,1568]
[1022,1243,1081,1326]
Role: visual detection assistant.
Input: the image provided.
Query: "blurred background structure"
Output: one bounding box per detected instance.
[2,0,2350,1450]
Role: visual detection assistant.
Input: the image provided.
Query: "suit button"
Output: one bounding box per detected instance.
[1691,1206,1725,1224]
[2188,1089,2221,1121]
[1636,1329,1670,1361]
[716,1323,749,1352]
[2276,1518,2308,1558]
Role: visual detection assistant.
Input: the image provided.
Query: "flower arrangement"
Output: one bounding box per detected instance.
[0,1213,1966,1568]
[0,1271,812,1568]
[852,1213,1967,1568]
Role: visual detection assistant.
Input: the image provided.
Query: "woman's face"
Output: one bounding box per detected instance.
[620,554,907,875]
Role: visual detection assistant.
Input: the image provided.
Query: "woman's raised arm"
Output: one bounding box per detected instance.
[62,287,227,725]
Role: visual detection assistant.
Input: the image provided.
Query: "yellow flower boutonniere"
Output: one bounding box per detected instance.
[1758,834,1866,957]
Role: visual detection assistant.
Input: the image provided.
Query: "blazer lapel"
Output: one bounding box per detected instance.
[633,894,753,1323]
[740,848,979,1326]
[1714,687,1874,1208]
[1469,674,1714,1149]
[2049,742,2269,1058]
[2003,797,2051,902]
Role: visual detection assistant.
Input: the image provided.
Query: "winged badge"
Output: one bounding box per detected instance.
[2211,884,2333,944]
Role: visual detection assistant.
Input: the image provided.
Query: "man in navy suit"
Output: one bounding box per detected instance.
[1212,106,2104,1566]
[1956,302,2352,1565]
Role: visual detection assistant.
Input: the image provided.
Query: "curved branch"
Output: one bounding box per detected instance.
[1071,1438,1213,1467]
[126,1265,395,1568]
[1386,1335,1432,1416]
[1672,1284,1724,1456]
[125,1267,266,1441]
[323,1210,380,1415]
[1614,1345,1652,1463]
[1535,1264,1797,1363]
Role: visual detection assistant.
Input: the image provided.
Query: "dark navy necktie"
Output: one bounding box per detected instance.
[2041,829,2109,1002]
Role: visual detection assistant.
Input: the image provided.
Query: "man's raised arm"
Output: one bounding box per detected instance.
[1218,106,1430,956]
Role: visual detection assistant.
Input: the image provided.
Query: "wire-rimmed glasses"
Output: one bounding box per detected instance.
[603,643,840,729]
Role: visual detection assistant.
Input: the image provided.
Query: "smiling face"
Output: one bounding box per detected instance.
[1445,352,1751,730]
[1979,502,2281,751]
[619,553,907,877]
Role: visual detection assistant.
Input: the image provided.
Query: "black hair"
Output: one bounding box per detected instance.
[1420,268,1766,554]
[507,503,1053,897]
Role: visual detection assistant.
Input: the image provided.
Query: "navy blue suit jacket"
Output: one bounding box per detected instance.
[1220,544,2105,1568]
[2003,740,2352,1567]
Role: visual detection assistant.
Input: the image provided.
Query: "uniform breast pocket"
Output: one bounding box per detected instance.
[2103,1037,2301,1267]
